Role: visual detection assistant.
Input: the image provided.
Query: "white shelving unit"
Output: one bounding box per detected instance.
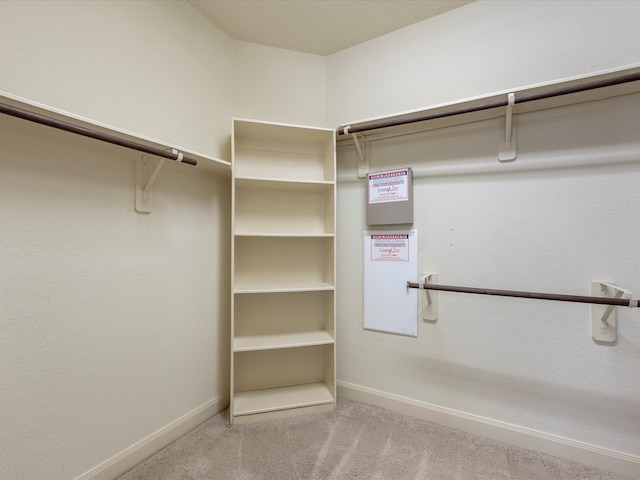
[230,118,336,424]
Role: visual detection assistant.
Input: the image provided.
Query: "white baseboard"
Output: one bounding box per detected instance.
[74,395,229,480]
[337,381,640,480]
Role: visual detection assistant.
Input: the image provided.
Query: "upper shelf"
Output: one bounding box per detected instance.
[233,118,335,183]
[235,176,334,191]
[0,90,231,176]
[336,65,640,146]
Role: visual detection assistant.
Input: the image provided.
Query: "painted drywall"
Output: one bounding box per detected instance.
[0,0,234,160]
[0,1,329,477]
[0,1,233,478]
[328,0,640,128]
[0,125,231,479]
[329,0,640,463]
[233,41,328,127]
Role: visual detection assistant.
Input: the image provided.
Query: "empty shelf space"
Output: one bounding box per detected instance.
[233,151,334,182]
[234,118,334,143]
[234,290,334,341]
[234,181,334,234]
[234,344,333,392]
[234,331,334,352]
[234,180,334,234]
[232,119,335,182]
[233,383,334,417]
[234,236,334,288]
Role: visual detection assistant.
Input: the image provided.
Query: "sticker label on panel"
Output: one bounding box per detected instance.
[370,234,410,262]
[368,169,409,204]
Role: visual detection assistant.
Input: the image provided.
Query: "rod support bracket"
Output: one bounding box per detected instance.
[344,126,369,179]
[135,154,167,213]
[591,281,632,343]
[498,92,517,162]
[421,273,438,322]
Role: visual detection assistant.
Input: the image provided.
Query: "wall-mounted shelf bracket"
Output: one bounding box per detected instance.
[134,153,165,213]
[498,92,517,162]
[591,281,632,343]
[344,126,369,178]
[135,149,184,212]
[420,272,438,322]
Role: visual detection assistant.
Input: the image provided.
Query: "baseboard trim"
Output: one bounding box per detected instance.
[74,394,229,480]
[337,381,639,480]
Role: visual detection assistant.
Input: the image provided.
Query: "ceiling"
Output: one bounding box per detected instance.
[187,0,473,55]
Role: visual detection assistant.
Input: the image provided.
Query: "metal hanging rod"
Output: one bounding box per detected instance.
[0,101,197,166]
[339,70,640,136]
[406,281,639,308]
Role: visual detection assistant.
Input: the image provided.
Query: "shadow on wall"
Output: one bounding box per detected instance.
[402,352,640,448]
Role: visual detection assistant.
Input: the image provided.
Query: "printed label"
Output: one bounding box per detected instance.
[370,234,409,261]
[368,169,409,204]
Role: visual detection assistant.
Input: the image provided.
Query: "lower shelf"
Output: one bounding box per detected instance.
[234,330,334,352]
[233,383,334,418]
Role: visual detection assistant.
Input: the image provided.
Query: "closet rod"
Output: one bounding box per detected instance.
[0,101,197,166]
[339,70,640,136]
[406,282,639,308]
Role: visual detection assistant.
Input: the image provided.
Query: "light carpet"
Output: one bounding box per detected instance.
[118,397,632,479]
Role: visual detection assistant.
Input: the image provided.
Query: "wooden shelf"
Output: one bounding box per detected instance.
[231,118,336,424]
[234,331,334,352]
[234,282,334,294]
[234,233,334,238]
[235,176,333,191]
[0,91,231,176]
[233,383,334,417]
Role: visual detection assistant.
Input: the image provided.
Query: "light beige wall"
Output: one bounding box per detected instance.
[0,0,234,159]
[233,41,328,127]
[328,0,640,466]
[328,0,640,127]
[0,125,231,480]
[0,1,329,477]
[0,1,233,478]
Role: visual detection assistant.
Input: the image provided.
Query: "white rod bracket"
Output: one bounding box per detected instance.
[591,281,632,343]
[498,92,517,162]
[143,158,166,195]
[421,273,438,322]
[349,130,369,179]
[135,154,166,213]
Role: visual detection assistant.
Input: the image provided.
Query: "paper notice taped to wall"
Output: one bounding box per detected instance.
[363,229,417,336]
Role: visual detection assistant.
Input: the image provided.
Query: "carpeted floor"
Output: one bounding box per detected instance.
[118,397,632,479]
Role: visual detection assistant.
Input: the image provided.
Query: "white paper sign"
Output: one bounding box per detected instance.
[368,169,410,204]
[363,229,418,337]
